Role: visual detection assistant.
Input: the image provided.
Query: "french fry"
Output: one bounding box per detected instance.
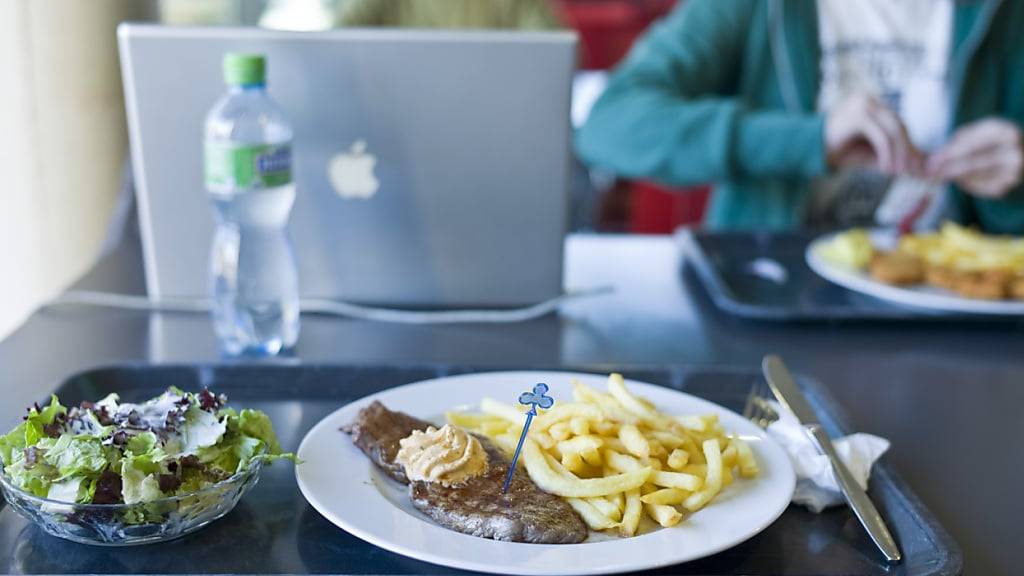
[732,437,760,478]
[480,398,525,424]
[606,491,624,512]
[586,496,623,522]
[570,417,590,436]
[682,463,707,477]
[675,415,707,432]
[561,451,588,475]
[491,433,518,455]
[445,411,503,429]
[573,381,639,424]
[618,425,651,459]
[603,449,643,473]
[557,434,604,455]
[619,488,643,537]
[532,429,557,450]
[648,430,687,449]
[667,448,689,470]
[567,498,618,531]
[480,421,510,437]
[534,404,602,431]
[640,488,688,505]
[647,438,668,459]
[721,444,738,468]
[644,502,683,527]
[523,439,651,497]
[607,373,664,425]
[721,466,734,487]
[685,443,705,465]
[549,422,571,441]
[602,437,629,453]
[592,420,618,436]
[683,439,724,511]
[651,470,702,491]
[581,448,603,467]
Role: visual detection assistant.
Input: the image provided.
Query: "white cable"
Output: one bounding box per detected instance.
[47,286,614,324]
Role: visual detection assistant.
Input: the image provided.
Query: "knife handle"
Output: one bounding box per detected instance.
[806,425,902,564]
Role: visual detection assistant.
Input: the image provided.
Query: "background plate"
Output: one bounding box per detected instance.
[806,230,1024,316]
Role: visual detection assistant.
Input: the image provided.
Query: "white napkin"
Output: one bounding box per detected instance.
[764,401,890,513]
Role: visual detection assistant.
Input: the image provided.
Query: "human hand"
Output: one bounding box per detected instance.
[926,118,1024,199]
[824,94,924,175]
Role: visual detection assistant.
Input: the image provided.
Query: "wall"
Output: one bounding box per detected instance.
[0,0,149,338]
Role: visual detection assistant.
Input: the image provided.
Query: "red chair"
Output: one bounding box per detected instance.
[554,0,678,70]
[631,181,710,234]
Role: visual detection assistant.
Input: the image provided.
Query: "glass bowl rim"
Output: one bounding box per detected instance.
[0,452,264,510]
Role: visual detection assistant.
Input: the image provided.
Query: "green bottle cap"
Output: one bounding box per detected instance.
[223,53,266,86]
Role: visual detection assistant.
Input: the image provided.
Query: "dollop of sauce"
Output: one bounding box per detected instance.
[396,425,489,486]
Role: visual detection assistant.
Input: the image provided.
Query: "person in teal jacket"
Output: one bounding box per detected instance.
[576,0,1024,232]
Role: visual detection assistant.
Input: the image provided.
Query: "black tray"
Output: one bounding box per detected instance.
[678,229,1019,322]
[0,364,960,575]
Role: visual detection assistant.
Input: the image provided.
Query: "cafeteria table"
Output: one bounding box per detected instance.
[0,230,1020,575]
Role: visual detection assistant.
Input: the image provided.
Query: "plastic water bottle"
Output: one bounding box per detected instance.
[204,53,299,356]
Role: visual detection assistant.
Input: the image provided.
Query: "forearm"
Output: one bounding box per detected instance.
[577,91,827,185]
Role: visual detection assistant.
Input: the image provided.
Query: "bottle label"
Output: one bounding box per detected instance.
[204,142,292,192]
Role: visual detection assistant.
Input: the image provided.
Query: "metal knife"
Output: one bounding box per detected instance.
[762,354,902,564]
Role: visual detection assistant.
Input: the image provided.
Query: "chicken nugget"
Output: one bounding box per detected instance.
[1010,276,1024,300]
[980,268,1014,286]
[951,272,1007,300]
[869,251,925,285]
[925,264,959,291]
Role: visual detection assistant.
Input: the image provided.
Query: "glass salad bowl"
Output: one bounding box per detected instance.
[0,457,264,546]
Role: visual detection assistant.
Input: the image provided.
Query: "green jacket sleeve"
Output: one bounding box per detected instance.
[950,0,1024,234]
[575,0,827,186]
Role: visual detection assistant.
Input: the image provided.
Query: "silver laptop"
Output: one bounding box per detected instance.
[119,25,576,307]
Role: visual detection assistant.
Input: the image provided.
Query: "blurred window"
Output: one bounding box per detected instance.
[261,0,336,30]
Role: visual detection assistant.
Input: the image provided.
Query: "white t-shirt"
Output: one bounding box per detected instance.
[811,0,953,228]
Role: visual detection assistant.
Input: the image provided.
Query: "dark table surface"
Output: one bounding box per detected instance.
[1,231,1021,575]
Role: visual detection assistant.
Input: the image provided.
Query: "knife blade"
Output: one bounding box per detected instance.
[762,354,902,564]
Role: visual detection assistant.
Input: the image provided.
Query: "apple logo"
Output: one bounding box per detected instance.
[328,140,379,199]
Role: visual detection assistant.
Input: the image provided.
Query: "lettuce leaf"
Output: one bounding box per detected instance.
[95,393,120,409]
[179,406,227,455]
[0,396,68,464]
[36,395,66,424]
[67,410,114,438]
[42,435,107,480]
[121,504,166,525]
[120,458,163,505]
[175,467,211,494]
[0,422,26,466]
[126,432,159,457]
[195,443,240,475]
[46,476,87,503]
[237,409,283,454]
[4,449,58,497]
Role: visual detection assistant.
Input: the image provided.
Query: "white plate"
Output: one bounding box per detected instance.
[807,229,1024,316]
[295,371,796,575]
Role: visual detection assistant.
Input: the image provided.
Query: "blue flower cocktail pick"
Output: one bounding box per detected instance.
[502,383,554,493]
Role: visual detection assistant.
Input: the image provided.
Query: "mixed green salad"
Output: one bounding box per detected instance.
[0,388,296,507]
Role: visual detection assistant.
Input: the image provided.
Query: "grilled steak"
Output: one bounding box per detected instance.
[341,400,433,483]
[409,438,588,543]
[343,401,588,544]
